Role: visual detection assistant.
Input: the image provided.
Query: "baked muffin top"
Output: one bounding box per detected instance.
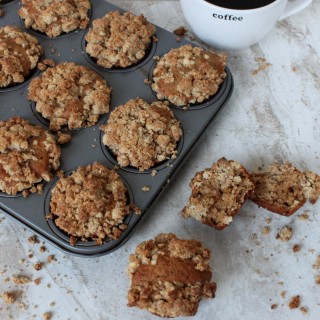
[100,98,182,171]
[85,10,155,69]
[0,117,61,196]
[182,158,255,229]
[151,45,227,107]
[50,162,130,245]
[0,26,43,88]
[18,0,91,38]
[28,62,111,131]
[128,233,216,317]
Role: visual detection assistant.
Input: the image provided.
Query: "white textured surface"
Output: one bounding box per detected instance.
[1,1,320,319]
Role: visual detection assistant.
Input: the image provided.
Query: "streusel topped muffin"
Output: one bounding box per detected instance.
[28,62,111,131]
[0,26,43,88]
[18,0,91,38]
[0,117,61,196]
[152,45,227,107]
[85,11,155,69]
[100,98,182,171]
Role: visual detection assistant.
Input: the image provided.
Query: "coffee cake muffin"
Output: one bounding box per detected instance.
[0,117,61,196]
[85,11,155,69]
[128,233,216,317]
[182,158,255,229]
[49,162,130,245]
[18,0,91,38]
[28,62,111,131]
[250,163,320,216]
[151,45,227,107]
[0,26,43,88]
[100,98,182,171]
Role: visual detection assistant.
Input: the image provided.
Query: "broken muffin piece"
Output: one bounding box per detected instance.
[182,158,255,229]
[250,163,320,216]
[127,233,216,317]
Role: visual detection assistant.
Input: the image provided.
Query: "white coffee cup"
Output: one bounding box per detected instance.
[180,0,313,50]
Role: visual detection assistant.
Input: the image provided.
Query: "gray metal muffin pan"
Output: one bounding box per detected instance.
[0,0,233,256]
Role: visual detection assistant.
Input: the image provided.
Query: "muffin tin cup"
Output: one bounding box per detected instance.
[0,0,233,257]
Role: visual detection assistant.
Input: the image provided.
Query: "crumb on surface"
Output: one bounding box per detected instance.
[34,278,41,285]
[262,226,271,235]
[292,244,301,253]
[39,246,46,253]
[265,217,272,224]
[173,26,187,37]
[12,275,31,284]
[281,290,287,298]
[299,212,309,221]
[28,235,39,244]
[252,57,272,75]
[43,312,52,320]
[33,262,43,271]
[313,255,320,270]
[315,275,320,285]
[300,306,308,315]
[288,295,300,309]
[47,255,55,263]
[1,292,15,304]
[142,186,150,192]
[271,303,278,309]
[57,132,72,145]
[276,226,293,242]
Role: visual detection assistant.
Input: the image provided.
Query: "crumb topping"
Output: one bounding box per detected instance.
[0,26,43,87]
[50,162,130,244]
[28,62,111,131]
[85,11,155,68]
[18,0,91,38]
[182,158,255,229]
[151,45,227,106]
[100,98,182,171]
[0,117,61,195]
[127,233,216,317]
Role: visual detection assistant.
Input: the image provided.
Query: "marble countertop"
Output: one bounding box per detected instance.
[1,1,320,319]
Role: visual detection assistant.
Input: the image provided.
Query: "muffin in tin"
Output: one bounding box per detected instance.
[151,45,227,107]
[127,233,217,317]
[85,10,155,69]
[49,162,130,245]
[0,26,43,88]
[28,62,111,131]
[0,117,61,196]
[18,0,91,38]
[100,98,182,171]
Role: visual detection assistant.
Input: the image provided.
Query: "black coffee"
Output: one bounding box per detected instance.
[204,0,276,10]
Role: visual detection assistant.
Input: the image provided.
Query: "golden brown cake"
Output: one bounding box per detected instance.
[250,162,320,216]
[0,117,61,195]
[49,162,130,245]
[28,62,111,131]
[100,98,182,171]
[85,11,155,69]
[182,158,255,229]
[0,26,43,88]
[127,233,216,317]
[151,44,227,107]
[18,0,91,38]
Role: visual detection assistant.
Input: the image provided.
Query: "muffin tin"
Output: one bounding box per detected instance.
[0,0,233,256]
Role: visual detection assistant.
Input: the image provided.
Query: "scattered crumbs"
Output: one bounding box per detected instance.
[315,275,320,285]
[4,277,10,283]
[292,244,301,253]
[173,26,187,37]
[276,226,292,242]
[43,312,52,320]
[152,35,158,43]
[0,8,4,17]
[300,306,308,315]
[12,276,31,284]
[281,290,287,298]
[313,255,320,270]
[28,253,34,259]
[67,290,73,294]
[19,302,28,310]
[34,278,41,286]
[1,292,15,304]
[34,304,38,309]
[265,217,272,224]
[47,283,51,288]
[47,255,55,263]
[278,281,284,286]
[291,65,298,72]
[19,259,25,265]
[153,55,160,61]
[308,249,315,254]
[51,48,56,54]
[143,79,150,85]
[33,262,43,271]
[255,269,261,274]
[50,302,55,307]
[176,36,181,42]
[151,170,157,177]
[91,144,96,148]
[271,304,278,310]
[262,226,271,235]
[299,212,309,221]
[57,131,71,145]
[39,246,46,253]
[72,49,75,53]
[288,295,300,309]
[252,57,272,75]
[28,235,39,244]
[142,186,150,192]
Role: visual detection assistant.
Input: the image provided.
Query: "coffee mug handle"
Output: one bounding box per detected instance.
[280,0,313,20]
